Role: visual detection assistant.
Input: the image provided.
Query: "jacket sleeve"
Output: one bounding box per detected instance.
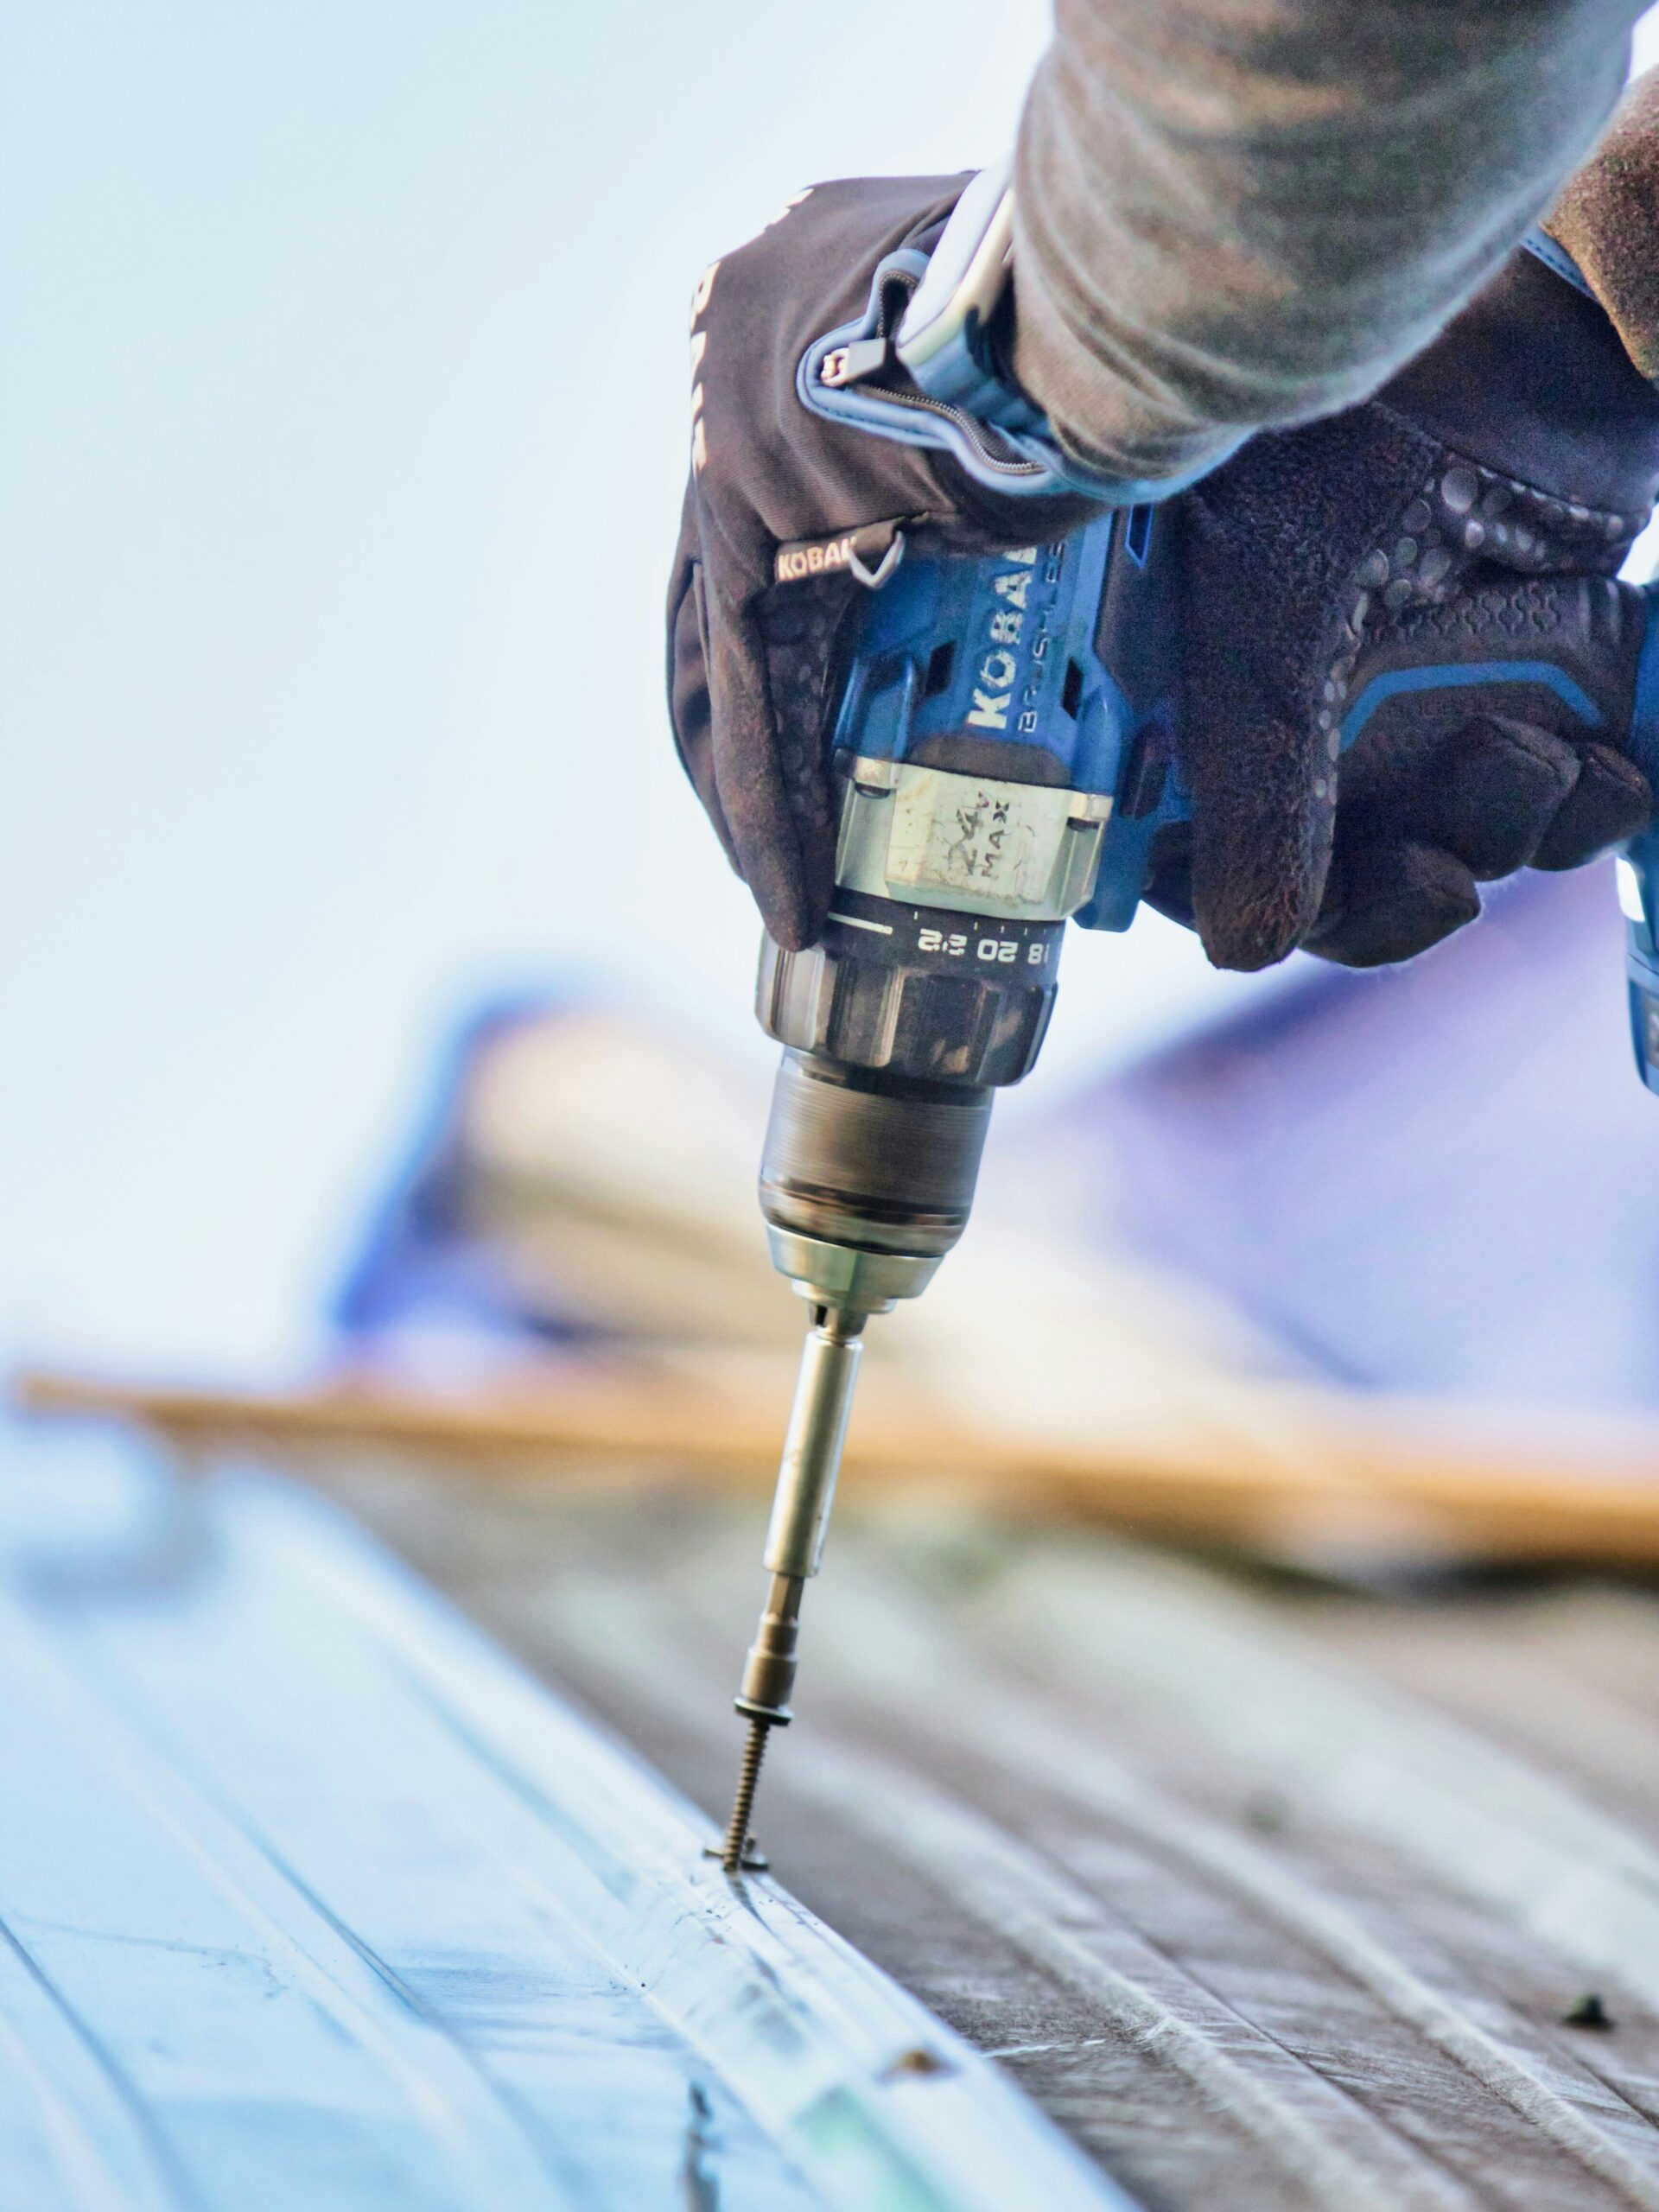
[1011,0,1644,487]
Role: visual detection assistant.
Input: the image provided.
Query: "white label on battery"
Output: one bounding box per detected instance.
[884,766,1070,907]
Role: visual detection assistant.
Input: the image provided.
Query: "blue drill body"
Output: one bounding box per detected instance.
[828,509,1659,1090]
[828,505,1190,935]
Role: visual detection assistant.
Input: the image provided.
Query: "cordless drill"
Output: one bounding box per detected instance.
[713,162,1659,1870]
[713,479,1659,1872]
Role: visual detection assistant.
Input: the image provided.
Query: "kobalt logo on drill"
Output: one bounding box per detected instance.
[965,547,1039,731]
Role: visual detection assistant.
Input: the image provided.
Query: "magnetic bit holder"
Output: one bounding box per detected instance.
[717,1303,867,1874]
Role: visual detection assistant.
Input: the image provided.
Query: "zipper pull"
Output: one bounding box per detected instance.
[820,336,892,390]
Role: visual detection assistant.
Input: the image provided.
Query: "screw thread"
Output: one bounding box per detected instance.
[721,1719,772,1874]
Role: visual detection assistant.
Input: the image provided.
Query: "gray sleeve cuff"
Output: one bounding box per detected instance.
[1007,0,1636,483]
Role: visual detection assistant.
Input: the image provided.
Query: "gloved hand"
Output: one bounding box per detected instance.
[666,176,1096,951]
[1158,183,1659,971]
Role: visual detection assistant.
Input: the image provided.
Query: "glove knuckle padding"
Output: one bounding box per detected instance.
[1532,741,1652,869]
[1437,715,1578,878]
[1341,565,1650,878]
[1337,709,1572,877]
[1311,841,1479,970]
[1183,245,1658,976]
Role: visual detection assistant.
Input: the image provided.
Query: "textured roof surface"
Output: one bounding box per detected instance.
[321,1453,1659,2212]
[0,1441,1122,2212]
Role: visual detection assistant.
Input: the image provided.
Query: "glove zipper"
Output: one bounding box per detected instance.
[818,269,1048,485]
[822,365,1049,483]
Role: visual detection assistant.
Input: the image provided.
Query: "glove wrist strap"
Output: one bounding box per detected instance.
[797,169,1227,505]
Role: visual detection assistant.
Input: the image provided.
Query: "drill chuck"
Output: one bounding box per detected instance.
[760,1050,992,1276]
[757,887,1062,1090]
[756,887,1062,1306]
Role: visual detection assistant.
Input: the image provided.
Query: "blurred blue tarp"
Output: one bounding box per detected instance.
[334,992,602,1355]
[1053,863,1659,1408]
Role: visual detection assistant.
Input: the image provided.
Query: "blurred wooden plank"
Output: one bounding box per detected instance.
[17,1363,1659,1565]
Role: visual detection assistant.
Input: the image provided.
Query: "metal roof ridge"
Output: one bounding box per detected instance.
[0,1453,1130,2212]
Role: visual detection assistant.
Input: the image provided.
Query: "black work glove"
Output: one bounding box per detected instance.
[667,177,1096,950]
[1155,245,1659,970]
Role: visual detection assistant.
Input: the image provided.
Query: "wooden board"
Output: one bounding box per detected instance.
[24,1363,1659,1567]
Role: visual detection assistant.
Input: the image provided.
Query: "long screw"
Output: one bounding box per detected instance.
[721,1718,772,1872]
[717,1302,867,1878]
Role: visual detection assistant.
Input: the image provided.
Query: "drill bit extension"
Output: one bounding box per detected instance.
[720,1301,865,1872]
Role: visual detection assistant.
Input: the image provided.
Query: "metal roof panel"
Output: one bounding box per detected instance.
[0,1447,1128,2212]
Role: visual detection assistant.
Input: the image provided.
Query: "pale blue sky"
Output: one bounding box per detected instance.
[3,3,1654,1375]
